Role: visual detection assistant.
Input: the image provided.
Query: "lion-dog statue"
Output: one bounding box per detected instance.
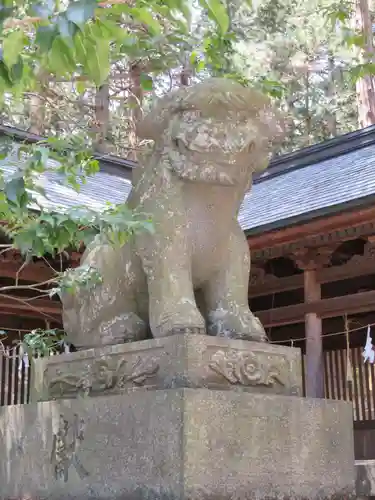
[62,78,283,349]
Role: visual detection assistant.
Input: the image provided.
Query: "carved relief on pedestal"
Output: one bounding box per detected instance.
[208,349,286,387]
[30,337,302,402]
[46,355,159,399]
[51,413,89,482]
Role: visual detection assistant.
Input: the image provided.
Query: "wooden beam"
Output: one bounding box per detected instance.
[249,274,303,297]
[316,258,375,285]
[256,290,375,327]
[0,295,61,319]
[0,260,55,282]
[249,257,375,297]
[247,205,375,250]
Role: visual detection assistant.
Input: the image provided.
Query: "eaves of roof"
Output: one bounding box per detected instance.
[2,123,375,235]
[0,123,135,181]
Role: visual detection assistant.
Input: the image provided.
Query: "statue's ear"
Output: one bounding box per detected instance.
[137,90,188,141]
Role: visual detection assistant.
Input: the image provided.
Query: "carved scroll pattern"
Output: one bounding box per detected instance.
[47,355,159,398]
[209,349,286,387]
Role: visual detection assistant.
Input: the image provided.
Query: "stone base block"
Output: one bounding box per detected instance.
[31,334,302,401]
[0,389,355,499]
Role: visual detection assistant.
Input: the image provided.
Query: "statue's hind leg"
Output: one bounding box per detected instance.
[63,290,148,349]
[62,244,148,349]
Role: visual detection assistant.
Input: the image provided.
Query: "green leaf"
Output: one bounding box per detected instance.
[35,25,57,51]
[5,177,25,203]
[76,80,86,94]
[140,73,153,91]
[174,0,192,24]
[95,19,125,42]
[30,0,55,19]
[58,15,77,39]
[73,31,88,64]
[65,0,97,27]
[85,38,110,86]
[0,6,14,27]
[2,30,25,68]
[9,59,23,83]
[139,220,154,234]
[48,38,75,76]
[131,8,162,35]
[201,0,230,34]
[344,33,366,48]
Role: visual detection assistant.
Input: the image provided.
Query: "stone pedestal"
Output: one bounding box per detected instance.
[31,335,303,401]
[0,336,356,500]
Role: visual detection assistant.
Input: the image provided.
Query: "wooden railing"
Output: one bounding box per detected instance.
[0,345,30,406]
[323,347,375,421]
[320,346,375,460]
[0,345,70,406]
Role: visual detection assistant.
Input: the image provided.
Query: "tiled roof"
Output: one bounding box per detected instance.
[1,124,375,234]
[240,142,375,233]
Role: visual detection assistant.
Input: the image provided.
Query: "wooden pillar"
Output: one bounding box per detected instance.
[304,267,324,398]
[293,248,332,399]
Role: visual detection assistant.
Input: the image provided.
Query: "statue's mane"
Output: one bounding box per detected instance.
[138,78,284,144]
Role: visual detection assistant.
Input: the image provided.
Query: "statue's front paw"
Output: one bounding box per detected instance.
[207,308,267,342]
[153,307,206,338]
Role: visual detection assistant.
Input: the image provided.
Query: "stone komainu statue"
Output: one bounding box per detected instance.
[62,78,283,349]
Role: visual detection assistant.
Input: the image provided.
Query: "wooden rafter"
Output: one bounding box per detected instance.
[256,290,375,327]
[0,260,55,283]
[249,243,375,297]
[247,205,375,253]
[0,295,61,320]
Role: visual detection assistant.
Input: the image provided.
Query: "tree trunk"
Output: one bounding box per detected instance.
[180,66,190,86]
[28,93,45,135]
[326,55,337,136]
[304,70,312,145]
[94,83,110,153]
[127,62,143,161]
[355,0,375,128]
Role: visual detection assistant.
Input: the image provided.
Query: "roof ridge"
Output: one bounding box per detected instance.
[255,125,375,184]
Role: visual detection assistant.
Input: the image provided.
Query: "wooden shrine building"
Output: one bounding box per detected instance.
[1,124,375,464]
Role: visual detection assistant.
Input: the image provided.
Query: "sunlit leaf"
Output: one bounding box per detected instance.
[2,30,24,68]
[140,73,153,91]
[131,7,162,35]
[201,0,230,34]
